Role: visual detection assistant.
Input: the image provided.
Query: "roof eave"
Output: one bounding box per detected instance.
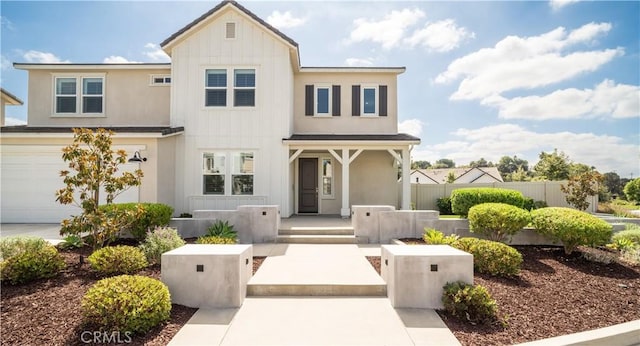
[13,63,171,70]
[299,67,406,74]
[0,88,23,105]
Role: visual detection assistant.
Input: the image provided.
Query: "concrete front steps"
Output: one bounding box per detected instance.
[247,244,386,297]
[276,226,357,244]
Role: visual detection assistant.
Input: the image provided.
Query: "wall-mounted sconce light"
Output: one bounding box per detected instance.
[128,151,147,162]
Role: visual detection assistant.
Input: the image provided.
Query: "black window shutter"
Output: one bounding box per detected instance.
[305,85,314,116]
[332,85,341,116]
[379,85,388,116]
[352,85,360,116]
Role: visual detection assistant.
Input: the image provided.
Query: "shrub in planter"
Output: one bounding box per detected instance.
[100,203,174,240]
[0,242,65,285]
[453,238,522,276]
[450,188,525,217]
[423,228,459,245]
[436,197,453,215]
[531,207,612,255]
[88,245,148,276]
[82,275,171,334]
[196,236,237,244]
[205,220,238,242]
[442,281,497,324]
[468,203,531,242]
[139,227,185,265]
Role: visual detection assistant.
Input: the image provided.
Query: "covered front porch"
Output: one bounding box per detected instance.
[283,134,420,217]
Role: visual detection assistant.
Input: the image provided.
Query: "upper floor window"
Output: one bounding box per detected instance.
[305,84,341,117]
[351,85,387,117]
[54,75,104,115]
[316,86,330,115]
[205,68,255,108]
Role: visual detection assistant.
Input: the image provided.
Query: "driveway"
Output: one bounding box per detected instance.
[0,224,63,239]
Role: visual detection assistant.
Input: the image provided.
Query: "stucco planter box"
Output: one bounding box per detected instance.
[352,205,395,243]
[381,245,473,309]
[161,244,253,308]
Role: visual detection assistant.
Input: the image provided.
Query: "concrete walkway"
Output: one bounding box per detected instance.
[169,244,461,345]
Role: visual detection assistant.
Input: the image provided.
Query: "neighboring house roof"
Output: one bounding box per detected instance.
[284,133,420,143]
[14,63,170,70]
[299,67,406,74]
[411,167,504,184]
[1,88,23,105]
[0,126,184,136]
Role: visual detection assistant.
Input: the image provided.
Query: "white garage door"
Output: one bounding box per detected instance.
[1,145,139,223]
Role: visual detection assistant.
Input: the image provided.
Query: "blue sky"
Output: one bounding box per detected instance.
[1,0,639,178]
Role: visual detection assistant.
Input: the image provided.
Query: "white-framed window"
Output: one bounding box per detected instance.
[361,85,378,116]
[204,68,256,108]
[203,151,254,195]
[315,85,331,116]
[54,75,104,115]
[150,75,171,85]
[321,158,334,198]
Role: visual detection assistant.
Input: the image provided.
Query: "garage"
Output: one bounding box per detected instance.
[1,145,139,223]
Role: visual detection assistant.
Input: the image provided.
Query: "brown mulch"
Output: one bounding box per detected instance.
[368,242,640,346]
[0,246,267,346]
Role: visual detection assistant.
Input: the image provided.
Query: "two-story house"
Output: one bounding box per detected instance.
[0,0,419,223]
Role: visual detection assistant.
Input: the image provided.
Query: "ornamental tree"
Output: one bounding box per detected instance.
[560,170,603,211]
[56,128,144,249]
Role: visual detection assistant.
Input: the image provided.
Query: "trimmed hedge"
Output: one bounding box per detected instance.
[531,207,612,255]
[0,242,65,285]
[450,188,525,217]
[436,197,453,215]
[82,275,171,334]
[88,245,148,276]
[453,237,522,277]
[468,203,531,242]
[442,281,497,324]
[196,236,237,244]
[100,203,174,240]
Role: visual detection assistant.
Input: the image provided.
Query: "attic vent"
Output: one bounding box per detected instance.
[226,22,236,39]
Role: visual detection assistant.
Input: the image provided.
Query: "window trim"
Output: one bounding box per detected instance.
[202,151,255,196]
[314,85,332,117]
[150,74,171,86]
[361,85,378,117]
[52,73,105,117]
[203,67,257,109]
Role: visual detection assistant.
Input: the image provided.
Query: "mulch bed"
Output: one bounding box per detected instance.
[368,241,640,346]
[0,246,267,346]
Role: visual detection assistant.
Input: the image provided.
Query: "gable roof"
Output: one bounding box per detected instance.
[1,88,23,105]
[161,1,299,58]
[411,167,504,184]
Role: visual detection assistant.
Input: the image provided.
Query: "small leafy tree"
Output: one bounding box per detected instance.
[624,178,640,203]
[533,149,570,181]
[560,170,603,211]
[56,128,143,249]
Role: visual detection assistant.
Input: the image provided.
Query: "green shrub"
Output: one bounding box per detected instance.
[1,244,65,285]
[453,238,522,276]
[522,198,546,211]
[621,247,640,266]
[423,228,459,245]
[611,227,640,245]
[87,246,148,276]
[196,236,237,244]
[139,227,185,264]
[205,220,238,242]
[468,203,531,242]
[624,178,640,202]
[0,236,49,260]
[436,197,453,215]
[531,207,613,255]
[100,203,174,240]
[442,281,497,324]
[450,188,525,217]
[82,275,171,334]
[58,234,85,250]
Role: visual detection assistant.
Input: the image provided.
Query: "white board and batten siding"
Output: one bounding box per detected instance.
[169,8,294,214]
[1,145,139,223]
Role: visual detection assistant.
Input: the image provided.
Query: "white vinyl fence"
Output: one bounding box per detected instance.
[405,181,598,213]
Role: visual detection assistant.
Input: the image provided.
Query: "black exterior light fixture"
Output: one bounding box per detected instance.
[128,151,147,162]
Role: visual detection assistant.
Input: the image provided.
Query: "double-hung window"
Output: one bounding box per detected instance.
[203,151,255,195]
[204,68,256,108]
[54,75,104,115]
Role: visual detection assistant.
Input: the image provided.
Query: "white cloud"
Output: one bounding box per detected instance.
[346,8,425,49]
[345,57,374,67]
[404,19,474,52]
[550,0,581,11]
[416,124,639,176]
[1,55,11,70]
[103,55,140,64]
[266,10,307,29]
[1,16,15,31]
[22,50,69,63]
[4,117,27,126]
[398,119,424,137]
[488,80,640,120]
[143,43,170,62]
[435,22,619,101]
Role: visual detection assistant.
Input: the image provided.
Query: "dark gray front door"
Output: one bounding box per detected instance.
[298,158,318,213]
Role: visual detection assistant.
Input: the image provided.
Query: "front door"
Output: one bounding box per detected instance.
[298,158,318,213]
